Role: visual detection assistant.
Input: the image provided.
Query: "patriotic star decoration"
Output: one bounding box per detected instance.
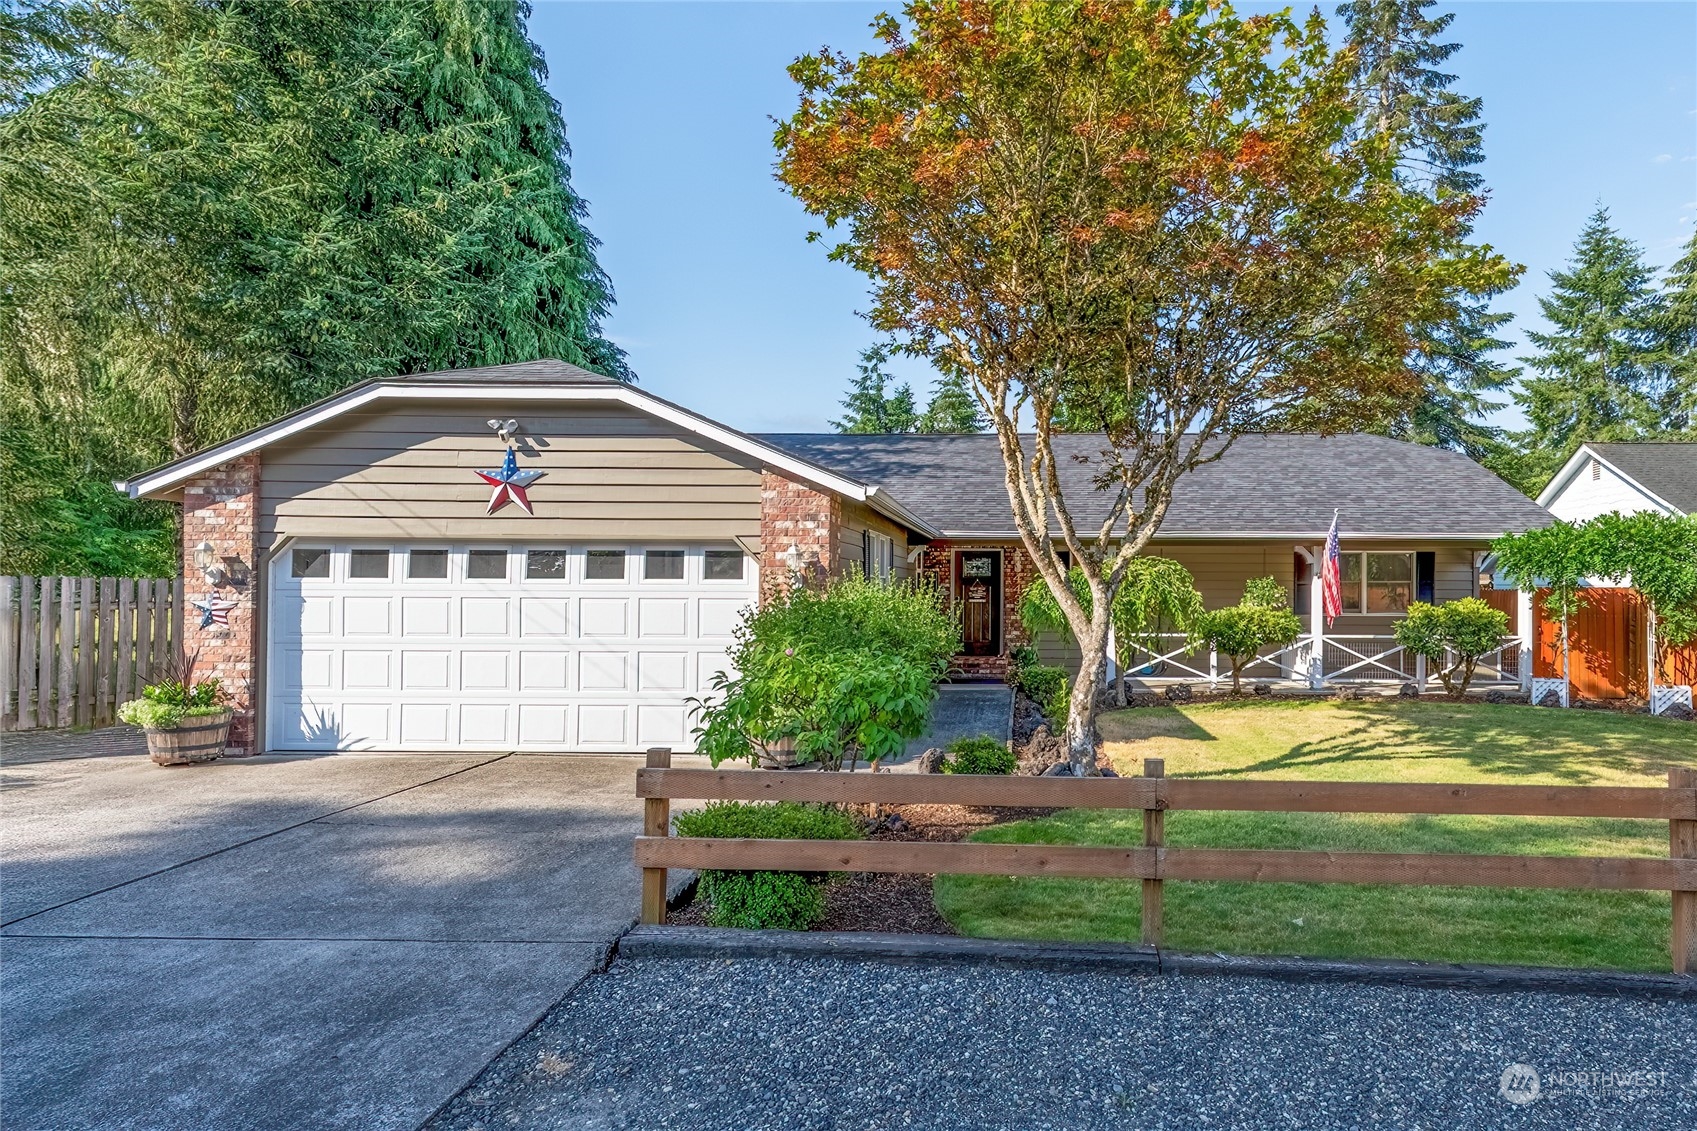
[476,447,544,515]
[193,592,237,628]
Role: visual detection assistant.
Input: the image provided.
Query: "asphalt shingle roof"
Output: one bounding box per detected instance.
[756,432,1552,539]
[383,359,618,385]
[1586,442,1697,515]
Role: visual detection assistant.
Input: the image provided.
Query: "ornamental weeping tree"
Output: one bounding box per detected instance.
[777,1,1510,772]
[1018,557,1204,706]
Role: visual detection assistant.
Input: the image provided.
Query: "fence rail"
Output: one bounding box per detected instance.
[1,576,180,732]
[634,753,1697,974]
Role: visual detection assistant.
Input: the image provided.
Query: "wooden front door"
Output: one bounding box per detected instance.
[956,550,1001,656]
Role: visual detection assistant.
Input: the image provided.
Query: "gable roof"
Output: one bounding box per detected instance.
[756,431,1552,540]
[1539,441,1696,516]
[118,360,940,538]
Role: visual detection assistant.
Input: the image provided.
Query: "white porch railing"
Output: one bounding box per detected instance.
[1117,633,1523,689]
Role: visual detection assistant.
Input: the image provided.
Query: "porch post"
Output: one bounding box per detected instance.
[1308,544,1326,688]
[1515,587,1534,696]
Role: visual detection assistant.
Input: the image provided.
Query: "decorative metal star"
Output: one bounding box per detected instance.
[475,447,543,515]
[192,592,237,628]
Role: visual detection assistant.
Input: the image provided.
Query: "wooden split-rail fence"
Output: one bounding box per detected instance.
[0,576,182,732]
[635,751,1697,975]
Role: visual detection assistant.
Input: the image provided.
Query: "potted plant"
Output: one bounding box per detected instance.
[119,666,232,767]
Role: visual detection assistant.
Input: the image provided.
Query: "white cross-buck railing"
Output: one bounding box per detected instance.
[1113,632,1524,691]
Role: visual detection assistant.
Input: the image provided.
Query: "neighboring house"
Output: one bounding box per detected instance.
[1537,441,1694,523]
[120,361,1551,755]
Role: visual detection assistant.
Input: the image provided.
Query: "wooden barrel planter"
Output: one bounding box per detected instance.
[146,710,233,766]
[757,736,798,770]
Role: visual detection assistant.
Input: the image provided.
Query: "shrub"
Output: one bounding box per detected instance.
[1393,598,1511,697]
[696,872,824,931]
[1014,663,1070,724]
[942,735,1016,775]
[674,801,862,931]
[1191,577,1303,694]
[692,572,961,769]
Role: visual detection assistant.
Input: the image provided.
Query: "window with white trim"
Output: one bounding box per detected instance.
[1337,551,1414,614]
[864,530,897,582]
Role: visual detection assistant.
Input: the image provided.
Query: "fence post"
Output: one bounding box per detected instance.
[642,747,673,925]
[1673,767,1696,976]
[1414,653,1427,694]
[1142,757,1165,947]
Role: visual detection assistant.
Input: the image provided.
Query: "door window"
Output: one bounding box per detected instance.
[703,549,744,581]
[466,549,508,580]
[585,549,626,580]
[348,549,390,579]
[407,549,448,579]
[644,549,686,581]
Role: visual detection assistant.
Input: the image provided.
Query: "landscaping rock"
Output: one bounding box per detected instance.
[1130,692,1161,709]
[1660,703,1695,722]
[917,748,947,774]
[1537,689,1564,708]
[1484,689,1506,704]
[1334,685,1364,701]
[1164,683,1193,703]
[1040,761,1074,777]
[1251,683,1272,697]
[1398,682,1419,699]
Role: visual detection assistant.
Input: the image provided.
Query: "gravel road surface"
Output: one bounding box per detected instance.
[426,957,1696,1130]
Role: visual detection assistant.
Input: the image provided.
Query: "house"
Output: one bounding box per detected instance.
[120,361,1552,755]
[1537,441,1695,522]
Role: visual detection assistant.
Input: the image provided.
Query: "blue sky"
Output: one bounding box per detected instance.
[529,1,1697,434]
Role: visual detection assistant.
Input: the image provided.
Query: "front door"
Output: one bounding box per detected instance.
[956,550,1001,656]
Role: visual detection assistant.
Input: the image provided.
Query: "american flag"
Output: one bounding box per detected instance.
[1321,511,1342,626]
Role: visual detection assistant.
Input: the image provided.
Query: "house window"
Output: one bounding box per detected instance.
[1336,551,1415,614]
[864,530,896,582]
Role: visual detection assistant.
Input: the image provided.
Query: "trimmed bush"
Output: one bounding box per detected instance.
[674,801,862,930]
[942,735,1016,775]
[1014,663,1070,724]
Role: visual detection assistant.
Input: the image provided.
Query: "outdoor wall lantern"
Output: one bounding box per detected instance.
[194,541,250,588]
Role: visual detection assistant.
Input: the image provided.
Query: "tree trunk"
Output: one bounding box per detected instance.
[1063,625,1109,774]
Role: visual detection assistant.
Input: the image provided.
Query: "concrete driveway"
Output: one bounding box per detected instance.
[1,742,658,1131]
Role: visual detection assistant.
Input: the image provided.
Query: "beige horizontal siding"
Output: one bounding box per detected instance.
[838,501,913,581]
[260,402,764,548]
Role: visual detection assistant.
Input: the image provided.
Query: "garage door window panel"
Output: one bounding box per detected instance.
[585,549,626,581]
[407,549,448,579]
[292,548,331,579]
[703,549,744,582]
[467,549,508,580]
[348,549,390,580]
[644,549,685,581]
[526,549,570,580]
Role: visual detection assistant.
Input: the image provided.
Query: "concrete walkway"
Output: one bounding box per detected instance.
[0,746,660,1131]
[897,684,1014,763]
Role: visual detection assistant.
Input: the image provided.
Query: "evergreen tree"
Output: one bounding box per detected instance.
[832,344,919,433]
[1338,1,1519,463]
[916,372,987,433]
[0,0,625,573]
[1513,207,1665,486]
[1654,231,1697,433]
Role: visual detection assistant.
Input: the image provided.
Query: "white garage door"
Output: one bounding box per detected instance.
[266,543,757,752]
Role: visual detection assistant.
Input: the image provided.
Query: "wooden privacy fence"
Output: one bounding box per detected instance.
[635,751,1697,975]
[0,576,181,732]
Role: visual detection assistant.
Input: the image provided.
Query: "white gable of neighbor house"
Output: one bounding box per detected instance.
[1539,449,1680,523]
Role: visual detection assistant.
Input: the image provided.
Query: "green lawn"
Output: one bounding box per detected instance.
[935,699,1697,971]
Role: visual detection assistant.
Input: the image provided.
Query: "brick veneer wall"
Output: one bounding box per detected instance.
[181,453,261,755]
[760,471,842,599]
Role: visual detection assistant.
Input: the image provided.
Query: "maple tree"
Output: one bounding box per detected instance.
[777,0,1512,771]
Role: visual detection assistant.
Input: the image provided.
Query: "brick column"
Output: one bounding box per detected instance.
[181,452,261,755]
[759,471,842,600]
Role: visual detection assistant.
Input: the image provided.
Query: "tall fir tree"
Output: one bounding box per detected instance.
[1337,1,1519,464]
[1514,207,1666,486]
[916,372,987,433]
[832,344,919,433]
[0,0,625,573]
[1654,231,1697,434]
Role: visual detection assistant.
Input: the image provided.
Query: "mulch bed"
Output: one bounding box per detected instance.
[668,801,1060,936]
